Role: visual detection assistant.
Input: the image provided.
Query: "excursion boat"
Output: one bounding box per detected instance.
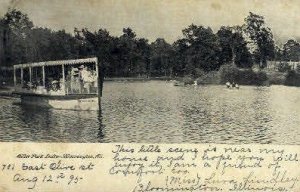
[13,57,102,111]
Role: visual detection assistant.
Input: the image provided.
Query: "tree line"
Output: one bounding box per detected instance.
[0,9,299,78]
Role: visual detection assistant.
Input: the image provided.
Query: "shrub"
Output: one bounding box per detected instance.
[218,64,239,84]
[196,71,219,84]
[194,68,205,78]
[182,75,194,85]
[296,65,300,74]
[285,70,300,86]
[253,71,268,86]
[266,71,286,85]
[277,62,291,72]
[219,64,268,85]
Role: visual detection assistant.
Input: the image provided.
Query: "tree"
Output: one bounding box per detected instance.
[117,27,138,76]
[217,26,252,68]
[47,30,78,60]
[172,39,188,76]
[25,27,53,62]
[274,45,283,61]
[150,38,174,76]
[244,12,275,68]
[136,38,151,77]
[181,24,220,74]
[0,18,5,66]
[282,39,300,61]
[216,26,234,64]
[1,9,34,66]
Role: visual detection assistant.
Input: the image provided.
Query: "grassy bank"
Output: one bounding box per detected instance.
[104,76,175,82]
[264,70,286,85]
[260,68,300,87]
[180,64,300,87]
[218,64,268,86]
[179,64,269,86]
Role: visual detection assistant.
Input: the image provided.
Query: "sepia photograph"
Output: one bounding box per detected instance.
[0,0,299,144]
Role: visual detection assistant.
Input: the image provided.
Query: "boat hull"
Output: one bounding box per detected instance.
[17,93,100,111]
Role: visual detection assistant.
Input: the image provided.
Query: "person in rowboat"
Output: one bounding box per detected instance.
[226,81,231,88]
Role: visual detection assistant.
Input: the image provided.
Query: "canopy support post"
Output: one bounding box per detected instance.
[42,66,45,87]
[95,60,99,95]
[96,58,101,110]
[21,68,23,87]
[13,68,16,87]
[29,67,32,83]
[62,64,66,94]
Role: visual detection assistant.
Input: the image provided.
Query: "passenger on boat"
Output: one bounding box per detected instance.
[79,65,95,93]
[66,71,71,94]
[70,67,80,93]
[59,78,65,92]
[26,81,33,90]
[51,80,59,91]
[78,65,85,93]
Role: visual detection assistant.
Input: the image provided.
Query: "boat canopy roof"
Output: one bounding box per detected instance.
[13,57,98,69]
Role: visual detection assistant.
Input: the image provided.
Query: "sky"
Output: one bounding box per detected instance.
[0,0,299,44]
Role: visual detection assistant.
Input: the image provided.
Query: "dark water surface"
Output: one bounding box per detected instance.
[0,81,299,144]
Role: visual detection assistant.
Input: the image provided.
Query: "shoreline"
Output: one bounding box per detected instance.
[0,79,298,98]
[104,77,176,81]
[0,87,14,97]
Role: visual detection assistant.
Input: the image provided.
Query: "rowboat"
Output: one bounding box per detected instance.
[173,80,185,86]
[13,57,102,111]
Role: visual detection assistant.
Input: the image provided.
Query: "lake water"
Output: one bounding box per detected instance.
[0,81,300,144]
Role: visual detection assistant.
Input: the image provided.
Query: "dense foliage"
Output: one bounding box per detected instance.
[285,70,300,86]
[0,9,295,80]
[244,12,275,68]
[219,64,268,85]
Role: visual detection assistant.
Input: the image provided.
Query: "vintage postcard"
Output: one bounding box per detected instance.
[0,0,299,191]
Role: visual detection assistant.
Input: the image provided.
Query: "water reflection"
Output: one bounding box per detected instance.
[0,82,300,144]
[97,109,105,141]
[1,101,105,142]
